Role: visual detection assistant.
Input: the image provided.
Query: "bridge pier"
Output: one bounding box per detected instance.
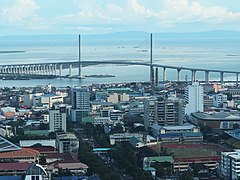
[69,64,72,77]
[205,71,209,84]
[220,72,224,84]
[155,67,158,86]
[36,65,40,75]
[237,73,239,86]
[59,64,63,77]
[177,68,181,82]
[54,64,57,76]
[191,70,196,82]
[47,64,51,75]
[163,67,166,81]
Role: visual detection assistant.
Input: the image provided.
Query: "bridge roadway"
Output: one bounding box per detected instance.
[1,60,239,73]
[0,60,239,84]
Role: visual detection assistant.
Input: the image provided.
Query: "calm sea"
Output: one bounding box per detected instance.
[0,34,239,87]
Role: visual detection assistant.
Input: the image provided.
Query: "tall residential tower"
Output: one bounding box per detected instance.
[185,82,204,116]
[71,87,90,122]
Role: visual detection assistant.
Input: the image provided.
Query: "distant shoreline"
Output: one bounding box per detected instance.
[0,51,26,54]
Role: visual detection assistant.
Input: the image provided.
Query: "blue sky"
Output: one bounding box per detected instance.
[0,0,240,35]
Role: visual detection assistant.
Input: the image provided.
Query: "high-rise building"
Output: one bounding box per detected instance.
[185,82,204,116]
[220,150,240,180]
[71,87,90,122]
[144,97,183,128]
[49,105,67,132]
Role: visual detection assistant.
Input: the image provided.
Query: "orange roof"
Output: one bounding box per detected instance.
[0,148,39,158]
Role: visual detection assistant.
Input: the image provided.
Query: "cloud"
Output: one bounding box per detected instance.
[53,0,240,32]
[1,0,39,24]
[1,0,240,34]
[0,0,50,30]
[159,0,240,25]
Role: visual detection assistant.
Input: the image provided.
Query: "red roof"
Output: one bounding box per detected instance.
[0,162,31,170]
[0,148,39,158]
[31,146,57,154]
[46,153,79,162]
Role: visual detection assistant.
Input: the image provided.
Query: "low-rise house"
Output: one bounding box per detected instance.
[1,106,16,119]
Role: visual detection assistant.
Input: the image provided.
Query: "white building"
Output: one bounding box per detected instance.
[49,105,67,132]
[71,87,90,122]
[212,93,227,107]
[107,93,129,103]
[185,82,204,115]
[56,132,79,154]
[33,94,63,108]
[221,150,240,180]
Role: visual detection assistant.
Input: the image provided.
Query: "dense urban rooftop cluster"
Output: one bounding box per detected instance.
[0,81,240,179]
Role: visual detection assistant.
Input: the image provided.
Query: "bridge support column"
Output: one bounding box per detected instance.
[30,66,33,74]
[16,66,19,74]
[59,64,63,77]
[48,65,52,75]
[177,68,181,82]
[69,64,72,77]
[48,65,51,75]
[43,65,47,75]
[21,66,24,74]
[36,65,39,75]
[191,70,196,82]
[155,67,158,86]
[205,71,209,84]
[237,73,239,86]
[163,67,166,81]
[54,64,57,75]
[220,72,224,84]
[15,66,18,74]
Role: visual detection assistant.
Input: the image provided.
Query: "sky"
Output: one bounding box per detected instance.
[0,0,240,35]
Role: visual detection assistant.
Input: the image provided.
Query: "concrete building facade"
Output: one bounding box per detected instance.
[144,97,183,128]
[185,82,203,115]
[220,150,240,180]
[56,133,79,154]
[49,105,67,132]
[71,87,90,122]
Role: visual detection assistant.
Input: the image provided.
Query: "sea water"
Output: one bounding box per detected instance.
[0,34,239,87]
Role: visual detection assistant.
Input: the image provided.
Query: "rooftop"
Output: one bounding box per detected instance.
[145,156,174,163]
[0,162,31,171]
[56,132,77,140]
[0,148,39,158]
[192,112,240,121]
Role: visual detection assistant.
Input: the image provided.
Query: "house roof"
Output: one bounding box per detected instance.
[31,146,57,153]
[1,107,15,113]
[0,162,31,170]
[46,162,88,170]
[0,148,39,159]
[46,152,79,162]
[129,136,142,146]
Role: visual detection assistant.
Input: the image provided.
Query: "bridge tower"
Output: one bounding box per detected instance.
[150,33,154,85]
[78,34,82,78]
